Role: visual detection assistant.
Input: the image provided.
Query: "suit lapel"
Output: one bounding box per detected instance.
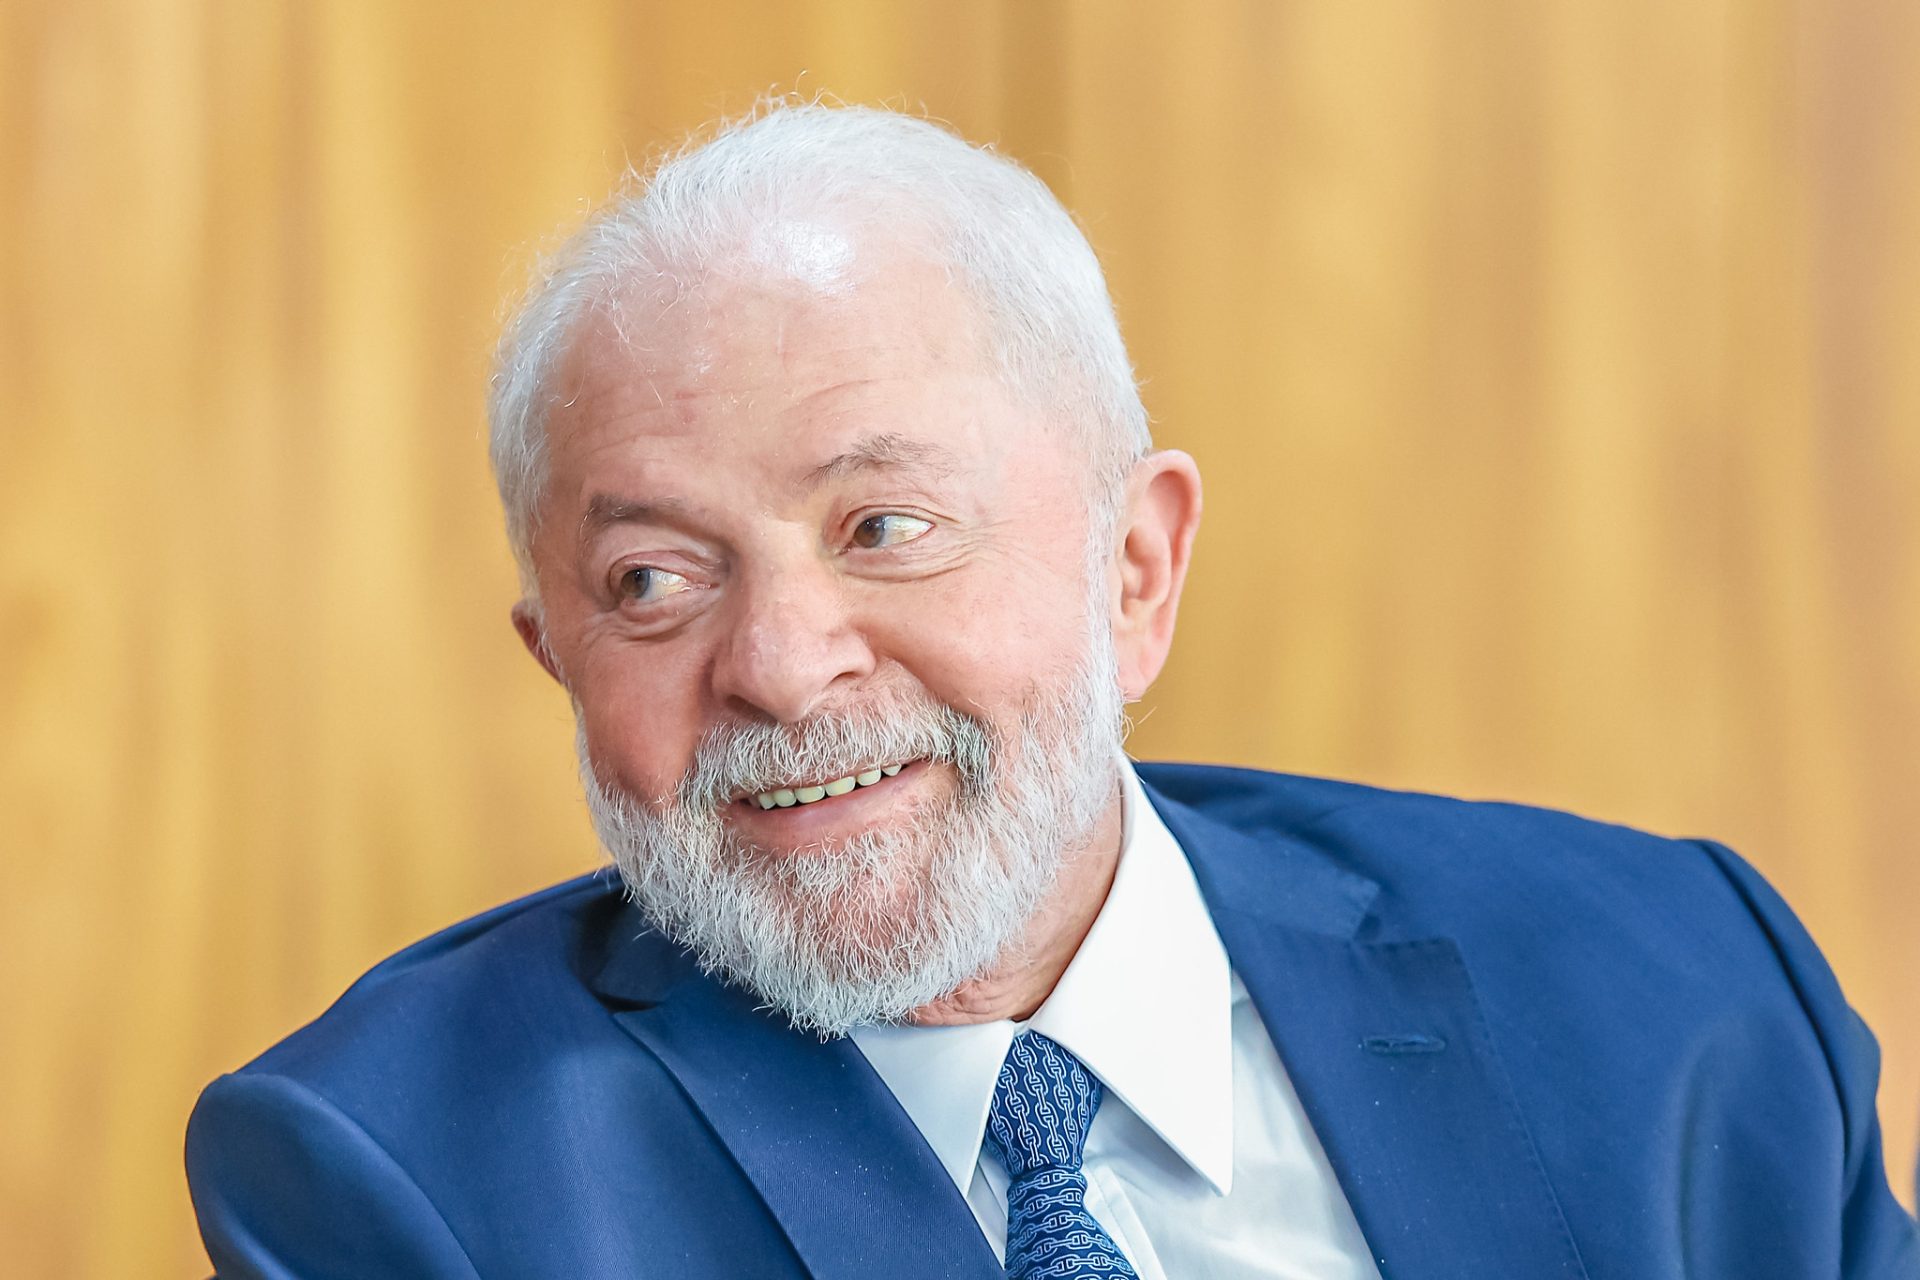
[596,938,1000,1280]
[1147,782,1591,1280]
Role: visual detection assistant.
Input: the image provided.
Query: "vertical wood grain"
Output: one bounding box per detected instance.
[1,2,1914,1271]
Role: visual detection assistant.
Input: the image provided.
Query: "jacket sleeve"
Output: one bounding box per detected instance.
[1694,839,1920,1277]
[186,1070,482,1280]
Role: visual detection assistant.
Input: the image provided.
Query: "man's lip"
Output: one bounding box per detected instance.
[717,759,932,849]
[728,757,923,806]
[717,760,931,841]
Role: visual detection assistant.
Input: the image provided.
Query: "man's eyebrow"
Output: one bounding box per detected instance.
[804,433,957,489]
[577,435,950,541]
[579,493,690,540]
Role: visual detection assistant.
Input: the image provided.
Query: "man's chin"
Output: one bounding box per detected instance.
[770,882,937,952]
[697,900,997,1037]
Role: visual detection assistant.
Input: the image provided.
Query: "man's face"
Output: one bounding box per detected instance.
[524,241,1126,1031]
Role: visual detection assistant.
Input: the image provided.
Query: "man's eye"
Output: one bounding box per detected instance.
[851,514,932,549]
[617,566,692,602]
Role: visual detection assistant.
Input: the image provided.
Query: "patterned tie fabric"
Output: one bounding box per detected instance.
[983,1031,1140,1279]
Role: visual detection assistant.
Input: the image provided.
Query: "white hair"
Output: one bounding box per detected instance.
[487,101,1152,596]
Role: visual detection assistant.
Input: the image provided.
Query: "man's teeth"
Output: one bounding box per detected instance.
[751,763,905,810]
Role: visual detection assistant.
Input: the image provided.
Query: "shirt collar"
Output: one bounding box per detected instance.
[851,760,1236,1197]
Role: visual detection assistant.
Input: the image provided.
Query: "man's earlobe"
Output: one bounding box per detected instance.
[512,602,566,687]
[1111,450,1203,700]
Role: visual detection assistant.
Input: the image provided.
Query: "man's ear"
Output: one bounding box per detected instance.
[1110,450,1203,701]
[512,600,566,687]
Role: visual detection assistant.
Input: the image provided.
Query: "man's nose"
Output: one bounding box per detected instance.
[710,559,877,724]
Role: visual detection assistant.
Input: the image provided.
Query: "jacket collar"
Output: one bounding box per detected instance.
[1138,770,1382,940]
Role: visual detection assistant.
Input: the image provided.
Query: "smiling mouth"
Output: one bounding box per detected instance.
[738,761,911,810]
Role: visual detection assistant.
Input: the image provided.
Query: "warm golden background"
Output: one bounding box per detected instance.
[3,0,1917,1273]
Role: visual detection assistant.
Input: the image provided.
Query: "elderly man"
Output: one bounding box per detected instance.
[187,105,1918,1278]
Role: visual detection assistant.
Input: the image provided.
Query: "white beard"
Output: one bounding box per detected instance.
[578,611,1126,1037]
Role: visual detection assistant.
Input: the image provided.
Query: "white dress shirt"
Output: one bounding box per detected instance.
[850,762,1382,1279]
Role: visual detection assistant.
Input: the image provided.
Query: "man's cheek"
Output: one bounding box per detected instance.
[578,662,703,752]
[578,708,682,799]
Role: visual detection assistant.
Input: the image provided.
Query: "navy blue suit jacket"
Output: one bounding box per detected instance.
[187,765,1920,1277]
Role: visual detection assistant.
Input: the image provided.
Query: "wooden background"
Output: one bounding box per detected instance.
[2,1,1915,1272]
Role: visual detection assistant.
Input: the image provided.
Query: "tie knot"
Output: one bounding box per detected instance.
[984,1031,1103,1179]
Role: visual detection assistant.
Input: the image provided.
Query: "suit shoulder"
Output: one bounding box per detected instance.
[1141,762,1857,1076]
[1137,759,1750,935]
[1139,758,1671,846]
[237,869,643,1088]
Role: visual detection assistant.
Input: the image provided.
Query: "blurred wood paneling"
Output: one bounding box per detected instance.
[2,1,1915,1272]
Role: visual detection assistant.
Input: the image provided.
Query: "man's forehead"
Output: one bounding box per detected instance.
[543,295,1021,522]
[557,258,988,419]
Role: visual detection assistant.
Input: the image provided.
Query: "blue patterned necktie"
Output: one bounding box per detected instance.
[983,1031,1140,1279]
